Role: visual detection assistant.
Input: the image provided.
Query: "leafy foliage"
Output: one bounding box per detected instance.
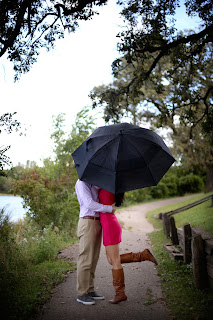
[0,208,74,320]
[0,209,27,319]
[113,0,213,103]
[0,0,108,80]
[13,165,79,229]
[0,113,22,171]
[12,106,97,230]
[91,39,213,133]
[177,174,204,196]
[90,2,213,190]
[51,107,96,162]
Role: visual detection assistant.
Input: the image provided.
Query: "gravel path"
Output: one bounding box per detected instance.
[34,195,197,320]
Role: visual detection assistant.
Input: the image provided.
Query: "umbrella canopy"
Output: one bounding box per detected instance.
[72,123,175,193]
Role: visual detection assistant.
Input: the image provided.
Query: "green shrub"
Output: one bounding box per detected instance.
[165,180,178,197]
[178,174,204,195]
[124,188,151,204]
[13,167,79,232]
[13,220,76,265]
[0,175,13,193]
[150,182,169,199]
[161,174,178,197]
[0,208,28,318]
[0,210,75,319]
[29,224,67,264]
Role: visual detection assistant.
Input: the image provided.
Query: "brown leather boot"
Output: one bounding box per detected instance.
[120,249,158,265]
[109,268,127,304]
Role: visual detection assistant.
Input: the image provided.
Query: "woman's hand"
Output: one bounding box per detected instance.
[112,203,116,214]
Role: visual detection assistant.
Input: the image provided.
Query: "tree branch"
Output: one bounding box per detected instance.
[189,86,213,135]
[0,0,29,58]
[54,0,108,16]
[27,1,31,35]
[142,24,213,79]
[135,24,213,55]
[30,12,59,38]
[31,16,60,47]
[115,24,213,99]
[0,0,108,59]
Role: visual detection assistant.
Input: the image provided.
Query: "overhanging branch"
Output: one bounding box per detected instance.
[135,24,213,55]
[0,0,29,57]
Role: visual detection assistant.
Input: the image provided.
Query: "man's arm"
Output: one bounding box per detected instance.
[76,180,114,213]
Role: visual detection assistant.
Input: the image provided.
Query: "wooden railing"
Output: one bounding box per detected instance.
[160,194,213,238]
[164,223,213,291]
[159,194,213,220]
[159,194,213,291]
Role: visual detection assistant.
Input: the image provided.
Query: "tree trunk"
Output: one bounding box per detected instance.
[205,165,213,192]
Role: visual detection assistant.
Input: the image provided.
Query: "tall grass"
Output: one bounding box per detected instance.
[0,208,77,320]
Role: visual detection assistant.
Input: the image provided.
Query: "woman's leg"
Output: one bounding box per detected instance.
[120,249,158,265]
[106,246,157,266]
[105,244,127,304]
[105,244,122,269]
[105,248,112,265]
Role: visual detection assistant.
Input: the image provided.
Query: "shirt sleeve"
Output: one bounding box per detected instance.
[76,180,113,213]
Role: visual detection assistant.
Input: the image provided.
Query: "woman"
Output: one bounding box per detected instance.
[99,189,157,304]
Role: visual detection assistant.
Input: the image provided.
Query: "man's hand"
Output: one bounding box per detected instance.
[112,203,116,214]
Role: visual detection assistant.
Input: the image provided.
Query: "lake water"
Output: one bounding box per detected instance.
[0,196,27,221]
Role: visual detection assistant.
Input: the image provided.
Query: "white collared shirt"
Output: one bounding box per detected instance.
[75,179,113,218]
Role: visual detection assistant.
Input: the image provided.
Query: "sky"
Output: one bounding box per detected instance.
[0,0,201,167]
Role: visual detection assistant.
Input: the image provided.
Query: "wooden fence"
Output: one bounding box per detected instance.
[160,194,213,291]
[160,194,213,238]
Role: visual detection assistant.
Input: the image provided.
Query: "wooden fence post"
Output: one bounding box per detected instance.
[183,223,192,264]
[162,213,170,238]
[169,216,179,245]
[192,234,208,290]
[206,256,213,290]
[159,212,163,219]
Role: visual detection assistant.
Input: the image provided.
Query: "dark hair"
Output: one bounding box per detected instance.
[115,192,125,207]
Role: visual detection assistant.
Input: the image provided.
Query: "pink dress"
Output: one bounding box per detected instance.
[99,189,122,246]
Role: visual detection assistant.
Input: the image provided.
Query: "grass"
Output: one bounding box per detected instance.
[143,288,156,306]
[0,211,78,320]
[146,193,213,320]
[1,259,76,320]
[148,193,213,235]
[170,200,213,236]
[0,244,77,320]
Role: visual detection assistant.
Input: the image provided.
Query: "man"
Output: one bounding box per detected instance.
[75,179,116,305]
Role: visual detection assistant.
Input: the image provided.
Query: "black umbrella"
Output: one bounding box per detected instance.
[72,123,175,193]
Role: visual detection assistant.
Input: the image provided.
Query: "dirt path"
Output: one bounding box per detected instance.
[34,195,197,320]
